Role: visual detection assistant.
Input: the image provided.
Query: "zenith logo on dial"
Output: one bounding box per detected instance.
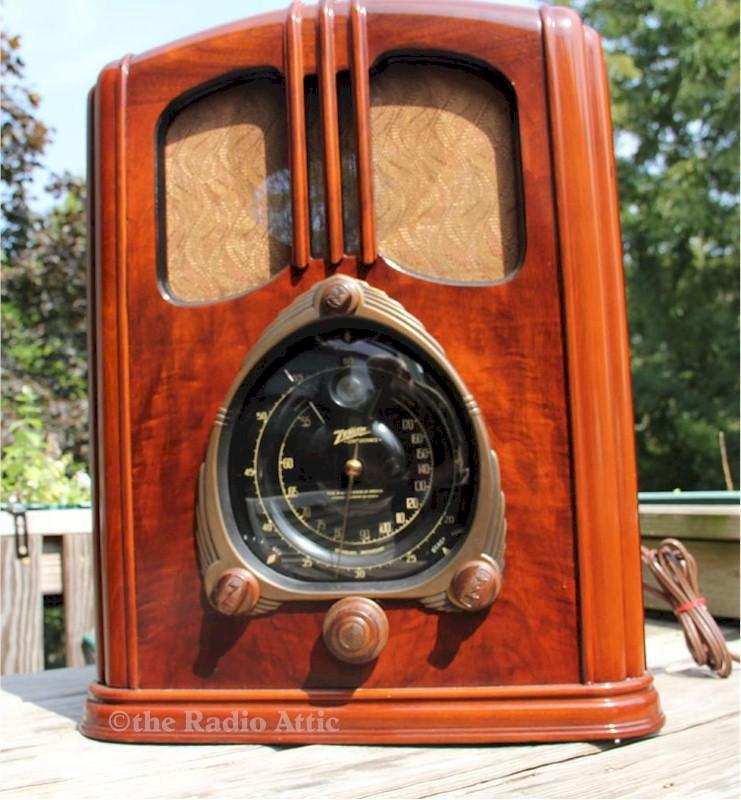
[332,427,381,446]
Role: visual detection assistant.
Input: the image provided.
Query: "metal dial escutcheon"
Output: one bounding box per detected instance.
[197,277,506,658]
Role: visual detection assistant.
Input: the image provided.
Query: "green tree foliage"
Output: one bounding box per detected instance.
[2,386,90,504]
[1,33,50,262]
[1,33,89,502]
[573,0,739,490]
[2,174,89,461]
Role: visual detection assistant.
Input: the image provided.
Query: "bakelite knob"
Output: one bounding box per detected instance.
[209,568,260,616]
[448,559,502,612]
[317,277,363,316]
[323,597,389,664]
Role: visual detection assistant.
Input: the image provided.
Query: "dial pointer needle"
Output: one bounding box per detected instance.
[336,441,361,577]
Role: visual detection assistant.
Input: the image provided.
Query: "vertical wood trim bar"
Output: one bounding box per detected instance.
[583,26,646,677]
[320,0,344,264]
[94,62,129,687]
[117,56,139,688]
[542,7,638,683]
[285,2,311,269]
[350,0,376,266]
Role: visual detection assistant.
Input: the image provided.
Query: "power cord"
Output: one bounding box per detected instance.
[641,538,739,678]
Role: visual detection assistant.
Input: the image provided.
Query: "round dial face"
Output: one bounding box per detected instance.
[220,320,478,584]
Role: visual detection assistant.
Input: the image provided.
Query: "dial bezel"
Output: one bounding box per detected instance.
[197,277,505,609]
[222,319,476,582]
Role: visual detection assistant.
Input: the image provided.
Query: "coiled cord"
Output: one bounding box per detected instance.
[641,538,739,678]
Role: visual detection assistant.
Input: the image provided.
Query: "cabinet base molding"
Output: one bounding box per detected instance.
[81,674,663,744]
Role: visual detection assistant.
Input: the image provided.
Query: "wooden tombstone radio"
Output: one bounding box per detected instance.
[82,0,664,743]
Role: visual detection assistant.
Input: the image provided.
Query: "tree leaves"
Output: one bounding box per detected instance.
[574,0,739,489]
[1,34,89,500]
[1,33,50,262]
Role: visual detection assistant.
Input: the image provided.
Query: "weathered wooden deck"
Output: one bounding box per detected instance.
[1,617,738,799]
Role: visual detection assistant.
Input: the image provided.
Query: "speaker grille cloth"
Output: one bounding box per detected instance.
[164,79,291,303]
[371,63,520,282]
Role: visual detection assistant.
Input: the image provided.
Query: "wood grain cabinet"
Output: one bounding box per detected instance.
[82,0,664,743]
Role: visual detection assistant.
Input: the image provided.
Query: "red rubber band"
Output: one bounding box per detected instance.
[675,597,707,614]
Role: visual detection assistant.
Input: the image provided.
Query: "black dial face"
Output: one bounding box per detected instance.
[220,320,478,584]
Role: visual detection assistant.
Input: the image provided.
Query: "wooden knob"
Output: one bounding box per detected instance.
[209,568,259,616]
[448,559,502,612]
[322,597,389,664]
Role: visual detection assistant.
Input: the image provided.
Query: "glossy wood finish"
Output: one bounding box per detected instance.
[81,673,662,744]
[86,0,661,741]
[118,3,578,692]
[541,6,646,682]
[584,25,646,677]
[350,0,377,265]
[92,58,136,688]
[285,2,311,268]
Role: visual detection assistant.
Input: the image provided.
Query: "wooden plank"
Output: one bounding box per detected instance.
[639,504,739,541]
[454,716,739,798]
[642,538,740,619]
[62,534,96,668]
[0,535,43,675]
[41,536,63,595]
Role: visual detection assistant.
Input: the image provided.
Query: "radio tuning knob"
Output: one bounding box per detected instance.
[209,567,260,616]
[448,559,502,612]
[317,277,363,316]
[322,597,389,664]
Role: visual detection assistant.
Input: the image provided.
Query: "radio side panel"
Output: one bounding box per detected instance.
[541,6,646,683]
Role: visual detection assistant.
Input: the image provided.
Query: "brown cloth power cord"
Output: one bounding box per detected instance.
[641,538,739,678]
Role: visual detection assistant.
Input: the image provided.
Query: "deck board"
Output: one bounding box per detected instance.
[0,618,737,799]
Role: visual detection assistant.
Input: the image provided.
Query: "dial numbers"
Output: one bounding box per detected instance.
[275,391,433,548]
[226,324,476,583]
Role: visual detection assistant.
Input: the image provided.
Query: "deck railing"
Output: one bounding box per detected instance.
[0,507,94,675]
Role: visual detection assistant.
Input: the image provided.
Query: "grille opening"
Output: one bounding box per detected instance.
[305,75,328,261]
[337,70,361,258]
[370,58,523,284]
[161,73,291,304]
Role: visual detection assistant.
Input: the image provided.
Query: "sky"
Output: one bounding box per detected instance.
[3,0,284,196]
[3,0,541,203]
